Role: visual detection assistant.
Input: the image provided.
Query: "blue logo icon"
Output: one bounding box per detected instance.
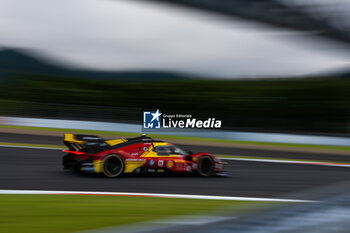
[149,160,155,166]
[143,109,162,129]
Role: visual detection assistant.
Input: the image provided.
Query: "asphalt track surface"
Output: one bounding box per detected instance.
[1,144,350,200]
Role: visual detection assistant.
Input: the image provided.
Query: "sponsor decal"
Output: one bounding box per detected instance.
[176,164,183,170]
[143,146,149,151]
[174,159,186,163]
[126,159,146,162]
[166,161,174,169]
[143,109,222,129]
[80,167,95,172]
[158,160,164,167]
[81,163,94,166]
[149,160,155,166]
[134,168,141,173]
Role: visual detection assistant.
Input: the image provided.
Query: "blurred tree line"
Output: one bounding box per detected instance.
[0,74,349,134]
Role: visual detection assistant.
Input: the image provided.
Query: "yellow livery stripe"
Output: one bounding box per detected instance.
[124,160,146,173]
[106,139,127,146]
[64,134,85,144]
[93,160,103,173]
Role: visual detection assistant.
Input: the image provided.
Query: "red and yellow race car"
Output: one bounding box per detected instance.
[63,134,223,177]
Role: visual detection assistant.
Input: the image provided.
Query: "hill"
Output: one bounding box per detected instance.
[0,49,186,81]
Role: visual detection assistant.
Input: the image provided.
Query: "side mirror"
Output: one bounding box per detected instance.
[186,150,193,154]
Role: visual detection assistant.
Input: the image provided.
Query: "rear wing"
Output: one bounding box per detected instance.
[64,134,111,154]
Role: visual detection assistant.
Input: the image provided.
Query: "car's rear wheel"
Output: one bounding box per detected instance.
[197,155,215,177]
[102,154,124,178]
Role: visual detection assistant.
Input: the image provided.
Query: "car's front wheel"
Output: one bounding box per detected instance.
[196,155,215,177]
[102,154,124,178]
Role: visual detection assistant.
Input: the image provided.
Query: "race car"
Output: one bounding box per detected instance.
[62,134,223,177]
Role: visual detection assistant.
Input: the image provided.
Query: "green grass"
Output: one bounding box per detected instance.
[0,195,261,233]
[1,124,350,152]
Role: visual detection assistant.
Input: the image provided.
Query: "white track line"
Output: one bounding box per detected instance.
[222,157,350,168]
[1,144,349,168]
[0,189,315,203]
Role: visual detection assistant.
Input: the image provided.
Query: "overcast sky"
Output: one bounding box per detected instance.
[0,0,349,78]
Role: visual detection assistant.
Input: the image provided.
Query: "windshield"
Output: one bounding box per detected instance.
[154,145,187,156]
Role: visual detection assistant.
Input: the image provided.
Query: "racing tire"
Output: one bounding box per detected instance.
[102,154,124,178]
[197,155,215,177]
